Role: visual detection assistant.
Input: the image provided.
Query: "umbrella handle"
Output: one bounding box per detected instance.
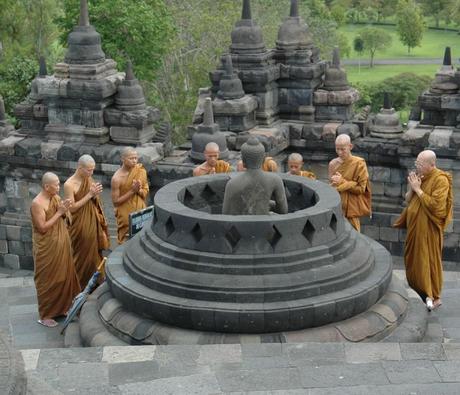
[97,257,107,272]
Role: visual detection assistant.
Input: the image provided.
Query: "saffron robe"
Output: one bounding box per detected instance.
[331,155,371,231]
[69,177,110,287]
[194,160,231,176]
[394,168,453,300]
[32,196,80,319]
[115,164,149,244]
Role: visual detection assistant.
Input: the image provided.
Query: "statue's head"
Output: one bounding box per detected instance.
[241,137,265,169]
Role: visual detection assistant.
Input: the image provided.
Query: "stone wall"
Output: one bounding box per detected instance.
[0,151,159,271]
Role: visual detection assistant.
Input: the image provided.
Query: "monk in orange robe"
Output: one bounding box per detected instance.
[64,155,110,287]
[193,142,231,176]
[237,156,278,172]
[329,134,371,232]
[394,150,453,311]
[287,153,316,179]
[30,172,80,327]
[111,147,149,244]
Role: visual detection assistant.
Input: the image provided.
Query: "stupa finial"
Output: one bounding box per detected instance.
[383,92,391,110]
[224,54,234,76]
[38,56,47,77]
[242,0,252,20]
[125,61,135,81]
[332,47,340,68]
[203,98,214,126]
[290,0,299,17]
[79,0,90,27]
[443,47,452,66]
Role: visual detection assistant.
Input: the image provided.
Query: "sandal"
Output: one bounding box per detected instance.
[433,299,443,309]
[37,319,58,328]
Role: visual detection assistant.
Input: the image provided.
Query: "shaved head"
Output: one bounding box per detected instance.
[288,153,303,163]
[418,150,436,165]
[78,154,96,167]
[41,172,59,187]
[205,142,219,152]
[335,134,351,145]
[121,147,137,158]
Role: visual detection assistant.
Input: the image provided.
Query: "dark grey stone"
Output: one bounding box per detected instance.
[382,360,441,384]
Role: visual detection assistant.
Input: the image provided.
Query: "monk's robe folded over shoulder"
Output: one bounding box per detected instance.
[300,170,316,180]
[69,177,110,287]
[33,196,80,319]
[115,163,149,244]
[215,160,231,173]
[394,168,453,300]
[333,155,371,230]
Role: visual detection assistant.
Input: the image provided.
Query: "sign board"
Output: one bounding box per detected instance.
[128,205,154,238]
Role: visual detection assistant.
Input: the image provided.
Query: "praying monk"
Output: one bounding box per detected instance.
[64,155,110,287]
[30,172,80,328]
[287,153,316,179]
[193,142,231,176]
[111,147,149,244]
[329,134,371,232]
[394,150,453,311]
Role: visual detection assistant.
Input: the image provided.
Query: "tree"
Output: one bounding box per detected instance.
[56,0,175,81]
[353,36,364,73]
[356,27,392,67]
[396,0,425,54]
[420,0,451,28]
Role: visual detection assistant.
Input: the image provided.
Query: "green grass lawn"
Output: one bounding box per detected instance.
[345,64,438,84]
[340,24,460,59]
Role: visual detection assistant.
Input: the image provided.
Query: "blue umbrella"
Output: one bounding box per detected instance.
[61,257,107,334]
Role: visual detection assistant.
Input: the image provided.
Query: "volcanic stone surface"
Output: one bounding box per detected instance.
[105,174,393,334]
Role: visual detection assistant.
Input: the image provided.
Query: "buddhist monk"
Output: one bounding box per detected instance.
[287,153,316,179]
[394,150,453,311]
[328,134,371,232]
[193,142,231,176]
[237,156,278,172]
[111,147,149,244]
[64,155,110,287]
[30,172,80,328]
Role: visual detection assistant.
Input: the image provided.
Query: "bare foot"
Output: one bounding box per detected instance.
[433,299,443,309]
[37,319,58,328]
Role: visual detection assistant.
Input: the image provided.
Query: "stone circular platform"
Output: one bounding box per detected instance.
[103,174,393,335]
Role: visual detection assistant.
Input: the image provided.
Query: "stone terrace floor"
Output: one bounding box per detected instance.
[2,260,460,394]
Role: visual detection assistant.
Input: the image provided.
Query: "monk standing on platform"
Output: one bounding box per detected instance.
[329,134,371,232]
[193,142,231,176]
[394,150,453,311]
[64,155,110,287]
[111,147,149,244]
[31,172,80,328]
[287,153,316,179]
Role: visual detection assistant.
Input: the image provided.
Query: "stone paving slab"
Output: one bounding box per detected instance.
[17,342,460,394]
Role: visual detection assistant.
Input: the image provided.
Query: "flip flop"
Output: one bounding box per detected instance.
[433,300,443,309]
[37,319,58,328]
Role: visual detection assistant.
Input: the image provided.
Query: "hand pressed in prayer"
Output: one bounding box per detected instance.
[90,182,103,197]
[407,172,422,192]
[331,172,343,185]
[58,199,72,215]
[131,179,141,193]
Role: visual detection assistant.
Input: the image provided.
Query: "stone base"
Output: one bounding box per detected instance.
[110,125,155,145]
[45,124,110,144]
[0,331,27,394]
[78,274,411,346]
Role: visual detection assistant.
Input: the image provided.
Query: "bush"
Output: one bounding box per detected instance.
[0,54,38,120]
[353,72,432,113]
